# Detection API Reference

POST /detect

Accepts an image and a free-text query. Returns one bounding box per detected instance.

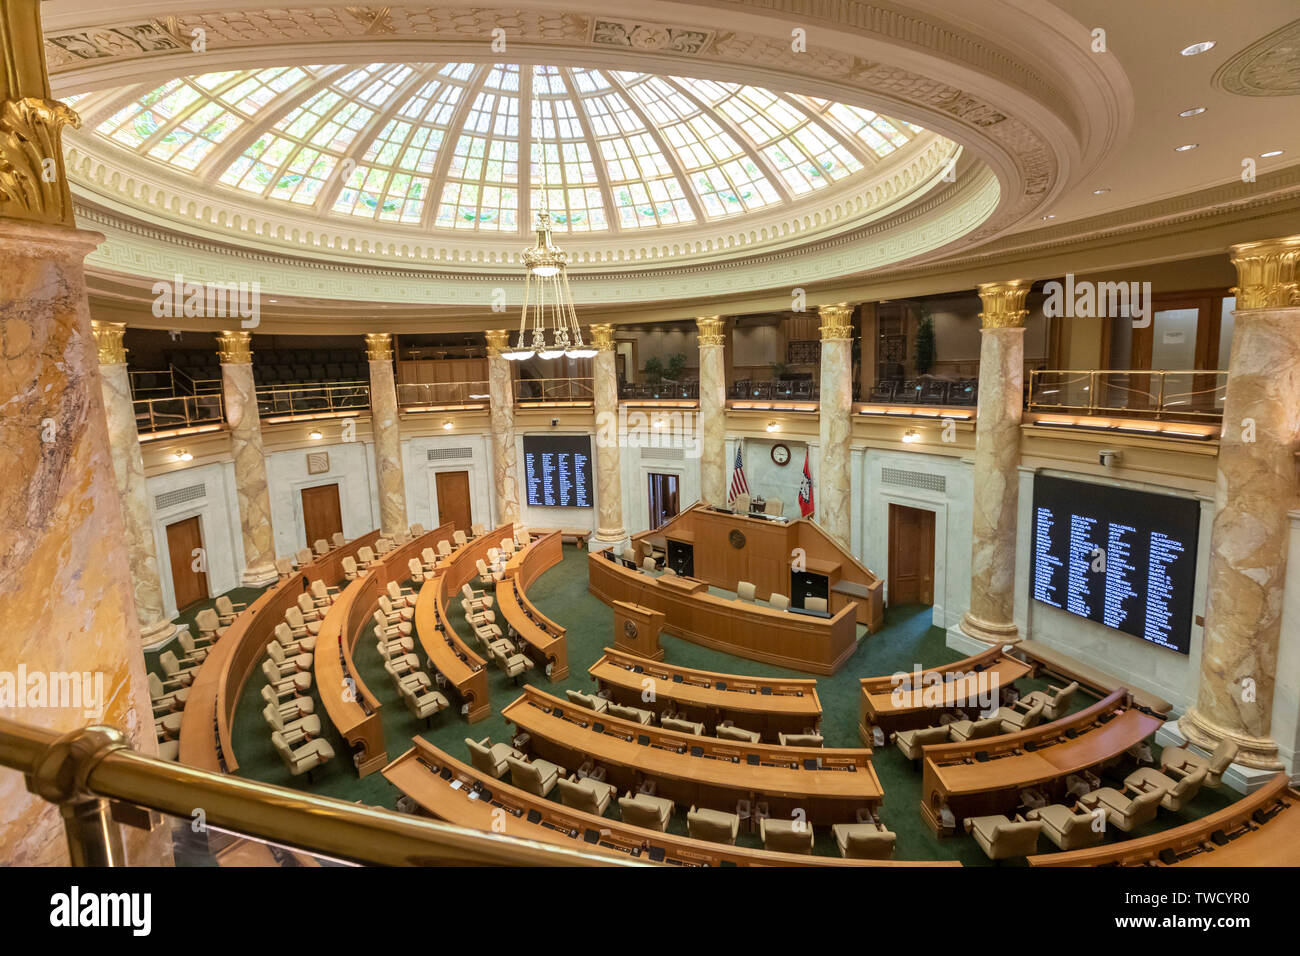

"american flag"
[728,442,749,502]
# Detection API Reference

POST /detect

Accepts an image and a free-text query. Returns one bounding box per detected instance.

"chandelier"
[502,67,595,362]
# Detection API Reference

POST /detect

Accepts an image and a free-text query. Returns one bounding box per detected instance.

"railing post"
[1155,371,1166,420]
[26,725,132,866]
[1088,370,1097,412]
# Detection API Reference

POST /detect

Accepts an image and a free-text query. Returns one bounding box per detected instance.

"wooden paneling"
[396,357,487,386]
[434,470,472,533]
[165,516,208,611]
[301,483,343,548]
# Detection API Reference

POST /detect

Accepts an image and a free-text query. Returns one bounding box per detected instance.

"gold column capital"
[484,329,510,356]
[90,321,128,365]
[818,303,855,340]
[977,280,1033,329]
[0,1,80,227]
[364,332,393,361]
[590,323,615,351]
[216,330,252,365]
[696,316,725,347]
[1229,236,1300,312]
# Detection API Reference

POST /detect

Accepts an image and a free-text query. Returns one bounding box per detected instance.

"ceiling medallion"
[1213,20,1300,96]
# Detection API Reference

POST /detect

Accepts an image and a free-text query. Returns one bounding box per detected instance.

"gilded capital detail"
[1229,236,1300,311]
[484,329,510,356]
[818,304,854,340]
[90,321,127,365]
[216,330,253,364]
[696,316,725,347]
[590,323,615,351]
[364,332,393,361]
[977,280,1033,329]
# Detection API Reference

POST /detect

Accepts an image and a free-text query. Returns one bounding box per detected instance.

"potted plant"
[643,356,664,385]
[665,352,687,382]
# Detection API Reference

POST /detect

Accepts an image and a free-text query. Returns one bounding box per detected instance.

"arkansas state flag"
[798,448,815,518]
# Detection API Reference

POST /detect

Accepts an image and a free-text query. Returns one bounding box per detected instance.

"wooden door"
[435,470,472,534]
[301,483,343,547]
[647,472,680,529]
[166,516,209,612]
[888,504,935,606]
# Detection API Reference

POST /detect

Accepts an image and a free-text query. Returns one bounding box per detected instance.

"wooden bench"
[1015,640,1172,715]
[530,526,590,549]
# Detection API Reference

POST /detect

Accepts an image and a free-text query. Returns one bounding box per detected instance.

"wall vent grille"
[427,447,474,461]
[881,467,945,493]
[155,483,206,510]
[641,446,685,460]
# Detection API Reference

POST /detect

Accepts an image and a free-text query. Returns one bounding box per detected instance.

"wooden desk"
[1028,774,1300,867]
[498,530,569,680]
[1016,639,1172,715]
[315,523,455,776]
[383,738,948,867]
[588,551,860,675]
[919,690,1163,832]
[589,648,822,742]
[178,530,381,772]
[631,502,884,631]
[502,685,880,825]
[859,654,1032,738]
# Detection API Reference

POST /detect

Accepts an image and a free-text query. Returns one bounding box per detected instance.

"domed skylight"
[84,62,924,235]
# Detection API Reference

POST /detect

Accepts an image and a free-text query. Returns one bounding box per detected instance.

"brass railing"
[0,717,627,867]
[397,380,491,408]
[257,381,371,419]
[514,377,594,404]
[1028,369,1227,420]
[134,392,226,434]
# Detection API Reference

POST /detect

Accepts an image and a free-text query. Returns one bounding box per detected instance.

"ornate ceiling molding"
[1213,18,1300,97]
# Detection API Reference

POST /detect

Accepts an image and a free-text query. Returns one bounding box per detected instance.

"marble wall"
[401,433,493,533]
[267,440,375,554]
[145,461,243,619]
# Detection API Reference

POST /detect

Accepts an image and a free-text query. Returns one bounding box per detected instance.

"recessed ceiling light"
[1092,188,1110,195]
[1041,214,1055,220]
[1261,149,1284,158]
[1174,143,1199,152]
[1178,106,1206,117]
[1179,41,1216,56]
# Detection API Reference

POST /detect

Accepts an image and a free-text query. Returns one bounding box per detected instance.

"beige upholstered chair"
[1126,763,1209,812]
[1028,804,1105,851]
[453,530,469,548]
[461,582,493,610]
[608,702,654,725]
[716,721,761,743]
[993,697,1045,734]
[687,806,740,845]
[965,814,1042,860]
[409,523,426,537]
[341,556,359,581]
[377,594,413,623]
[261,683,312,721]
[737,581,757,602]
[764,497,784,517]
[619,792,674,831]
[313,538,330,557]
[1160,737,1238,788]
[661,716,704,735]
[332,532,346,548]
[407,557,426,583]
[148,672,188,713]
[832,823,897,859]
[804,597,828,613]
[266,640,312,674]
[622,546,638,565]
[294,592,323,621]
[194,608,226,642]
[948,715,1005,742]
[401,681,450,726]
[461,600,496,628]
[275,557,295,580]
[271,731,334,779]
[466,737,524,779]
[1023,681,1080,721]
[374,626,414,657]
[437,539,454,558]
[157,740,180,761]
[476,558,502,587]
[420,547,438,571]
[555,774,616,816]
[295,547,313,566]
[779,732,823,747]
[565,689,608,713]
[386,580,416,606]
[284,605,322,637]
[309,578,338,604]
[733,493,751,514]
[505,755,564,797]
[159,650,197,686]
[768,592,790,610]
[760,818,813,854]
[176,630,208,664]
[261,702,322,745]
[893,725,953,761]
[214,594,247,625]
[357,545,378,567]
[471,523,486,538]
[1081,785,1164,833]
[261,662,311,698]
[273,622,315,656]
[375,538,394,555]
[489,641,532,682]
[641,557,658,573]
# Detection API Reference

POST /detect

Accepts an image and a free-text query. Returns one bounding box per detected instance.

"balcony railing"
[257,381,371,420]
[514,377,594,404]
[1028,369,1227,421]
[620,380,699,402]
[397,380,491,408]
[863,378,978,407]
[134,393,225,435]
[729,379,821,402]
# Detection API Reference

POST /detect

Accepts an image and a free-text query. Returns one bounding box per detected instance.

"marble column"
[0,0,168,865]
[591,324,625,545]
[1179,236,1300,771]
[818,304,854,546]
[217,331,277,585]
[697,316,727,508]
[91,322,177,648]
[485,330,520,525]
[365,333,407,538]
[960,280,1032,645]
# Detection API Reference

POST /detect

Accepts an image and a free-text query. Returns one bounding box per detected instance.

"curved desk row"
[920,689,1164,833]
[1028,773,1300,866]
[316,523,456,777]
[503,684,880,826]
[383,738,948,867]
[588,550,859,675]
[589,647,821,742]
[858,649,1032,740]
[498,530,569,680]
[178,530,381,772]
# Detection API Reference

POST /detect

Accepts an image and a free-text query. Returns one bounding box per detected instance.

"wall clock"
[771,443,791,466]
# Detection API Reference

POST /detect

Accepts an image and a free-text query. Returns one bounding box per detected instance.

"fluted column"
[1180,236,1300,771]
[960,280,1032,644]
[0,0,169,866]
[217,331,277,585]
[591,324,625,545]
[697,316,727,507]
[365,333,407,538]
[485,330,520,525]
[818,304,854,545]
[91,322,177,647]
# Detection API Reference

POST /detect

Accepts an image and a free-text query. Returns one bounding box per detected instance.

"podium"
[611,600,665,661]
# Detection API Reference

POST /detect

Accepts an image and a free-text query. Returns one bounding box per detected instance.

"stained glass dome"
[79,62,925,236]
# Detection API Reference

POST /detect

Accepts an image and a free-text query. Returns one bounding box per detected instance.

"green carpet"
[177,547,1237,864]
